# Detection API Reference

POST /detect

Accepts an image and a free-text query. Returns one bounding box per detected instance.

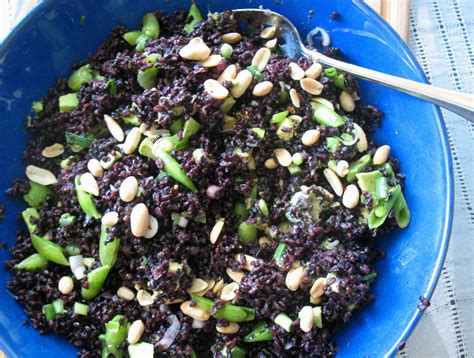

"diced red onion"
[157,315,181,350]
[307,26,331,47]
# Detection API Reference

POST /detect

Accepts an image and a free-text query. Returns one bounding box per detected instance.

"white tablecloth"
[0,1,472,357]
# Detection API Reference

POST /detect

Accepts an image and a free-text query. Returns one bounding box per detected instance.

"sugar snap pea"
[22,207,40,234]
[81,265,110,299]
[31,234,69,266]
[103,315,129,358]
[153,148,197,192]
[23,181,53,207]
[99,224,120,268]
[243,322,274,342]
[312,103,345,127]
[142,13,160,38]
[184,2,203,33]
[15,253,47,271]
[347,154,372,182]
[75,176,101,219]
[191,294,255,322]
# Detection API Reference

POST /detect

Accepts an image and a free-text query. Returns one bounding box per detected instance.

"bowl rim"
[0,0,454,357]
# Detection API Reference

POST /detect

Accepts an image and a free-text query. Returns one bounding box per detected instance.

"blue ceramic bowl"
[0,0,453,357]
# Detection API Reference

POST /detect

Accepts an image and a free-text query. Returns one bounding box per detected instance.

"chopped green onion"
[23,181,53,207]
[221,345,246,358]
[184,2,203,33]
[326,137,341,152]
[292,152,304,166]
[220,96,236,114]
[312,306,323,328]
[276,118,294,141]
[238,222,258,245]
[278,81,289,104]
[53,298,65,314]
[137,67,158,90]
[273,243,287,267]
[247,65,264,82]
[145,53,161,64]
[312,103,345,127]
[142,13,160,38]
[123,31,142,46]
[362,271,377,283]
[74,302,89,316]
[42,303,56,320]
[274,312,293,332]
[270,110,288,124]
[220,43,233,59]
[347,154,372,182]
[32,101,43,113]
[59,213,77,228]
[59,93,79,113]
[288,165,302,176]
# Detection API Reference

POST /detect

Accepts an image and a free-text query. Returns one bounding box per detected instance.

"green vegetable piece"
[128,342,154,358]
[170,118,184,134]
[53,298,65,314]
[123,31,142,46]
[75,176,101,219]
[138,137,157,159]
[42,303,56,320]
[23,181,53,207]
[59,93,79,113]
[223,116,236,133]
[192,295,255,322]
[324,68,345,89]
[220,97,236,114]
[327,160,337,173]
[288,164,302,176]
[246,65,264,82]
[22,207,39,234]
[270,110,288,124]
[99,224,120,268]
[221,345,246,358]
[368,185,401,229]
[137,67,158,90]
[191,349,197,358]
[68,64,96,91]
[220,43,233,59]
[184,3,203,33]
[81,265,110,299]
[356,170,383,194]
[65,131,96,150]
[31,234,69,266]
[135,33,149,52]
[374,206,386,217]
[312,306,323,328]
[145,53,161,64]
[32,101,43,113]
[154,148,197,192]
[74,302,89,316]
[65,244,81,256]
[278,81,289,104]
[59,213,77,227]
[273,243,287,267]
[238,222,258,245]
[276,118,294,141]
[105,79,117,95]
[362,272,377,283]
[326,137,341,152]
[274,312,293,332]
[251,128,265,139]
[104,315,130,358]
[312,103,345,127]
[233,202,249,219]
[347,154,372,182]
[243,322,274,342]
[79,15,86,25]
[379,162,396,182]
[142,13,160,38]
[15,253,47,271]
[258,199,269,216]
[292,152,304,166]
[122,114,140,126]
[183,118,201,139]
[394,190,410,228]
[376,176,388,199]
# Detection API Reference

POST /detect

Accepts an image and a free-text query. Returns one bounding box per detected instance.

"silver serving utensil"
[232,9,474,122]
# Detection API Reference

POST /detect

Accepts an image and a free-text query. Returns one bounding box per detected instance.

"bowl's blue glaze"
[0,0,452,357]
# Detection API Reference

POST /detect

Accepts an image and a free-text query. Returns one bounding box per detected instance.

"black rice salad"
[6,6,411,358]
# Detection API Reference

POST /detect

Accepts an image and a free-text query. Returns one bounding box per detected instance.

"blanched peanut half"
[123,127,142,155]
[289,88,301,108]
[42,143,64,158]
[301,129,321,146]
[117,286,135,301]
[285,266,307,291]
[289,62,305,80]
[235,254,258,271]
[102,211,119,227]
[339,90,355,112]
[143,216,159,239]
[274,148,292,167]
[127,319,145,344]
[230,70,253,98]
[220,282,239,301]
[226,268,245,283]
[218,64,237,84]
[137,289,154,306]
[251,48,271,71]
[298,306,314,332]
[204,79,229,100]
[342,184,360,209]
[253,81,273,96]
[179,37,211,61]
[87,158,103,177]
[323,168,343,197]
[130,203,149,237]
[216,322,240,334]
[119,176,139,202]
[26,165,57,186]
[336,160,349,177]
[198,54,223,68]
[80,172,99,196]
[260,26,276,39]
[305,63,323,79]
[222,32,242,44]
[180,301,211,321]
[373,145,391,165]
[353,123,368,152]
[213,279,225,295]
[300,78,324,95]
[310,277,326,299]
[210,218,225,244]
[265,38,278,49]
[58,276,74,295]
[104,114,125,142]
[187,278,209,293]
[264,158,278,169]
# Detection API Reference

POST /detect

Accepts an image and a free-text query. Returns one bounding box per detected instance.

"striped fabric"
[0,1,472,357]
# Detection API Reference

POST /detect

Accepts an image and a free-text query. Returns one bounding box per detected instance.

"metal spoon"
[232,9,474,122]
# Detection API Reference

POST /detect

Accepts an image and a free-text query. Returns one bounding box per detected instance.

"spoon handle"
[313,53,474,122]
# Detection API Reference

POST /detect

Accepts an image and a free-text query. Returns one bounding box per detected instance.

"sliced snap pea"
[273,243,287,268]
[368,185,401,229]
[105,79,117,95]
[221,345,246,358]
[184,3,203,33]
[142,13,160,38]
[68,64,97,91]
[312,103,345,127]
[393,190,410,228]
[42,303,56,320]
[122,31,142,46]
[375,176,388,199]
[356,170,383,194]
[81,265,110,299]
[123,114,140,126]
[138,137,156,160]
[65,243,81,256]
[274,312,293,332]
[31,234,69,266]
[238,222,258,245]
[244,322,274,342]
[145,53,161,64]
[362,271,377,283]
[75,176,101,219]
[22,207,39,234]
[99,224,120,268]
[15,253,47,271]
[170,118,184,134]
[270,110,288,124]
[312,306,323,328]
[246,65,264,82]
[137,67,158,90]
[347,154,372,182]
[74,302,89,316]
[326,137,341,152]
[191,295,255,322]
[59,213,77,227]
[182,118,200,139]
[23,181,53,208]
[135,33,149,52]
[104,315,129,357]
[258,199,269,216]
[220,43,233,59]
[153,148,197,192]
[59,93,79,113]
